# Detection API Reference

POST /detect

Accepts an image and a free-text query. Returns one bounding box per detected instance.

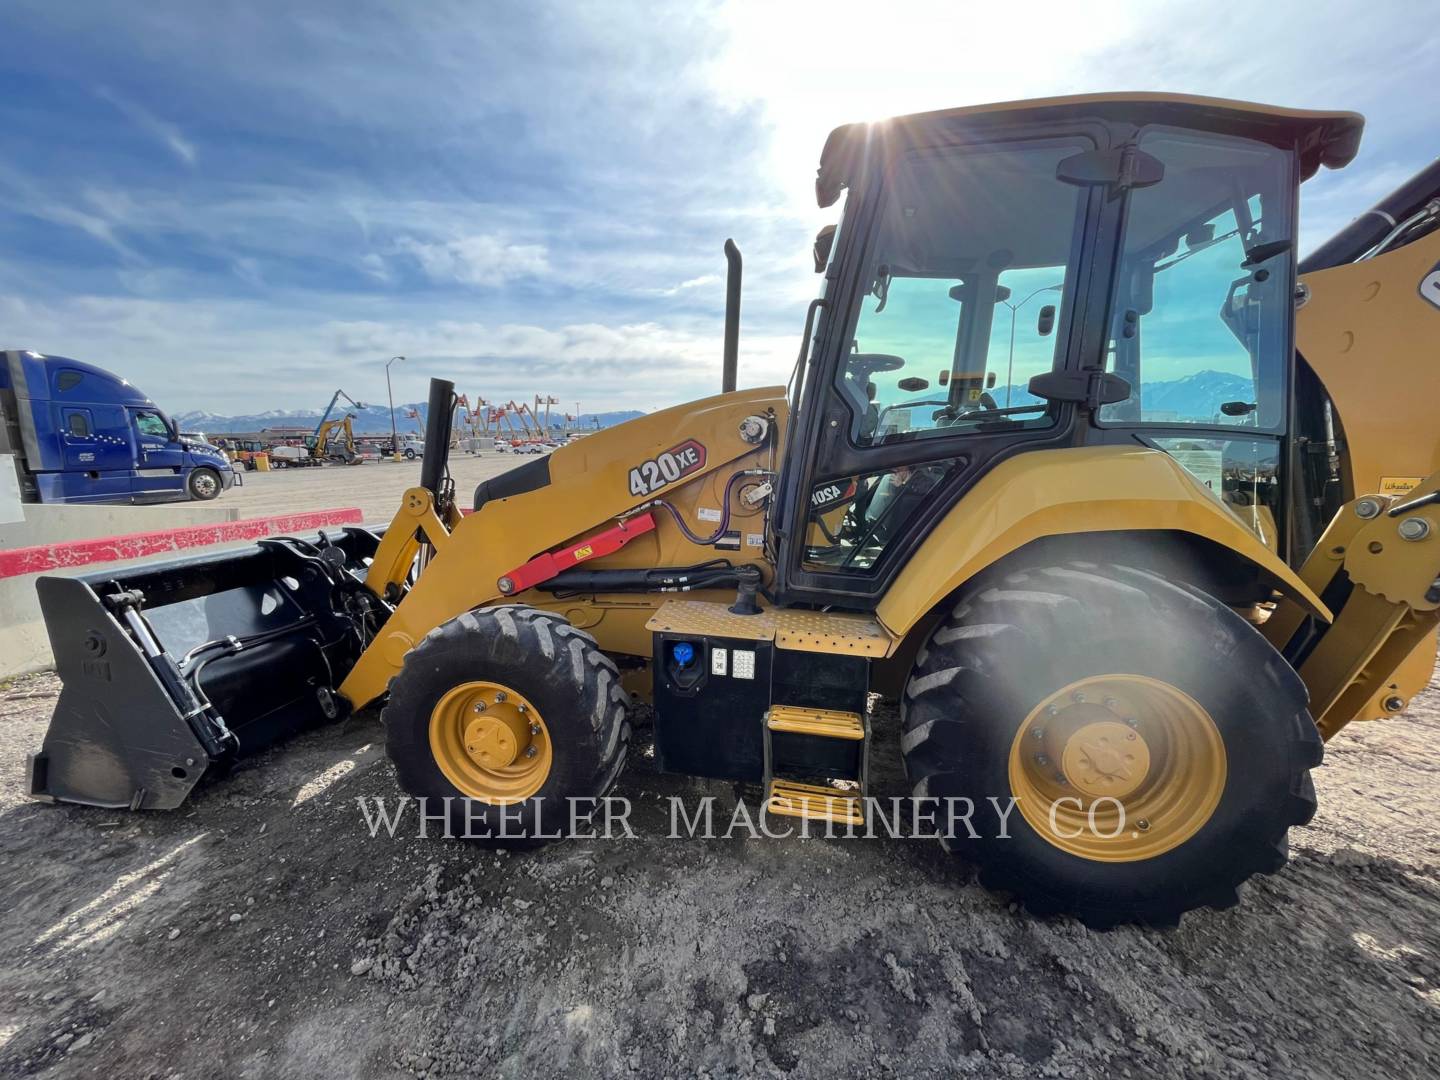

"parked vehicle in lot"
[377,434,426,459]
[266,444,312,468]
[0,349,236,503]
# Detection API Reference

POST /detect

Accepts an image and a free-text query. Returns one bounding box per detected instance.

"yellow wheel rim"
[428,681,551,803]
[1008,674,1226,862]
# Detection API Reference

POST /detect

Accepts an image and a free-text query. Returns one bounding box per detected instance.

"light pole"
[998,285,1062,407]
[385,355,404,457]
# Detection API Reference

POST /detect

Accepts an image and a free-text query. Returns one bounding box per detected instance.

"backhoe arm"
[1264,473,1440,738]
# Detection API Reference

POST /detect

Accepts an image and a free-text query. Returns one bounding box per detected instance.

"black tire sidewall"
[906,566,1310,920]
[188,468,221,500]
[385,613,622,841]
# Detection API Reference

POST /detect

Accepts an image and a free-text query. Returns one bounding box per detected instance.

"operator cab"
[775,94,1361,602]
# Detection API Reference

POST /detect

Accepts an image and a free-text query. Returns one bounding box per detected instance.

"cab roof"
[816,92,1365,206]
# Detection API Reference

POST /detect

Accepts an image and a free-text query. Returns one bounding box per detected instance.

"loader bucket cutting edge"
[29,527,385,810]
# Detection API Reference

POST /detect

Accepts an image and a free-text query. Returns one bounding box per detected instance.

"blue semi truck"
[0,349,236,504]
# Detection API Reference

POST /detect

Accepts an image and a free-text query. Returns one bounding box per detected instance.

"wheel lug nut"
[1124,717,1138,729]
[495,691,508,703]
[1035,753,1050,767]
[1045,705,1060,718]
[1072,691,1085,703]
[473,702,486,713]
[1032,729,1045,741]
[1103,697,1118,709]
[529,722,541,735]
[524,745,539,758]
[517,703,527,713]
[1136,819,1150,831]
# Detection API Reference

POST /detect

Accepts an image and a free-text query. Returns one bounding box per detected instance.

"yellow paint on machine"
[1297,228,1440,499]
[875,445,1330,642]
[340,386,786,709]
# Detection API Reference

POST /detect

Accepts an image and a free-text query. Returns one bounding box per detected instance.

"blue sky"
[0,1,1434,415]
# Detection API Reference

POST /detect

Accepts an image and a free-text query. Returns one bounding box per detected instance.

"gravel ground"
[0,662,1437,1079]
[217,451,521,522]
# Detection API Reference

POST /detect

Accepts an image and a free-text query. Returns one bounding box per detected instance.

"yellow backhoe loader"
[25,93,1440,926]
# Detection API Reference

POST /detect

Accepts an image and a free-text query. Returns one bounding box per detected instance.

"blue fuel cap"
[672,642,696,667]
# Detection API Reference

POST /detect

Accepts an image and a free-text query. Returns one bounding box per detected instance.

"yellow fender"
[875,445,1330,641]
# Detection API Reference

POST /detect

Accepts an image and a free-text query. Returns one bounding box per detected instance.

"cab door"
[776,128,1112,606]
[129,407,187,501]
[57,405,132,501]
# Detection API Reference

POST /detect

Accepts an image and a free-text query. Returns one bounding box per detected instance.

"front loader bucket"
[28,528,384,810]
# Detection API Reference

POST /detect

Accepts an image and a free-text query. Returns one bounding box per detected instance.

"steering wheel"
[934,391,1000,426]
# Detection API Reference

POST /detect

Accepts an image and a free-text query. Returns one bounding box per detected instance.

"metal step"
[765,705,865,740]
[765,779,865,825]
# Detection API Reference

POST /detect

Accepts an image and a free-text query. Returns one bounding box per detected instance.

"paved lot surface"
[0,664,1437,1079]
[219,451,522,522]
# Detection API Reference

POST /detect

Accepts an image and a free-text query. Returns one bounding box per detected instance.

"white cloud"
[0,292,795,414]
[358,252,390,283]
[654,273,721,297]
[395,234,550,288]
[95,85,197,167]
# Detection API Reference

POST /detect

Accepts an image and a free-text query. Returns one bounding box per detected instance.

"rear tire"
[901,562,1320,928]
[384,606,630,843]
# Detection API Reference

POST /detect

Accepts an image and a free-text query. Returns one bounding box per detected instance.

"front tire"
[901,562,1321,927]
[384,606,630,842]
[187,467,221,500]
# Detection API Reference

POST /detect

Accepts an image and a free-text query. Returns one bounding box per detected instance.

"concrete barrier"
[0,506,362,677]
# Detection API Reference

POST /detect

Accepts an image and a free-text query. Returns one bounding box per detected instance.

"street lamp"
[386,355,405,457]
[998,285,1062,407]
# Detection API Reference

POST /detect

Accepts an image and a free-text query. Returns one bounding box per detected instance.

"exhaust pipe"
[722,239,741,393]
[419,377,456,500]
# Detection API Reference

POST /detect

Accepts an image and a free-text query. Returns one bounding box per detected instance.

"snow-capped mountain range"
[174,371,1254,435]
[173,402,645,435]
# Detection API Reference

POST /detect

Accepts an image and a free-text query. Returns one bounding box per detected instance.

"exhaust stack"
[419,377,456,500]
[722,239,741,393]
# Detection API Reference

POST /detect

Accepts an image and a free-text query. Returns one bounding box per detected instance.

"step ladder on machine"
[763,704,870,826]
[646,600,890,828]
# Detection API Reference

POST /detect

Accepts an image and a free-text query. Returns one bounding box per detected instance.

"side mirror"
[1037,305,1056,336]
[948,284,965,303]
[994,285,1012,303]
[897,377,929,393]
[812,224,837,273]
[986,372,997,389]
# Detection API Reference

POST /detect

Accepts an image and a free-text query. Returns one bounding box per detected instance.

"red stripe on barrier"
[0,508,364,580]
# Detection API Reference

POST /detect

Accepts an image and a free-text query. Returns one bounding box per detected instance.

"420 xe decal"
[627,439,707,497]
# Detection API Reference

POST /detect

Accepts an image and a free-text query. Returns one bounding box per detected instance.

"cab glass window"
[134,411,170,440]
[1101,129,1293,429]
[837,139,1087,447]
[1150,436,1282,550]
[66,411,91,437]
[802,460,964,571]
